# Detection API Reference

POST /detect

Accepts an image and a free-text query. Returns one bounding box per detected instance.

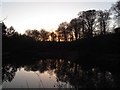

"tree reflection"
[54,62,115,88]
[2,64,18,82]
[2,59,119,88]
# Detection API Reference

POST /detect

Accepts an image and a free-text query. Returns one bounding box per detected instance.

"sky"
[1,0,117,2]
[0,0,117,34]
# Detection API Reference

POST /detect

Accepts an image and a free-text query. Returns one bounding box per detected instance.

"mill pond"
[2,57,120,88]
[2,32,120,89]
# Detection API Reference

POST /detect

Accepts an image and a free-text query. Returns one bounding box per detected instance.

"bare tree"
[39,29,50,41]
[25,30,32,36]
[97,10,110,34]
[1,22,7,36]
[51,32,57,41]
[32,30,40,40]
[111,0,120,27]
[56,22,69,41]
[6,26,16,36]
[77,14,87,38]
[78,10,97,38]
[69,18,81,40]
[67,24,74,41]
[111,0,120,17]
[25,29,40,40]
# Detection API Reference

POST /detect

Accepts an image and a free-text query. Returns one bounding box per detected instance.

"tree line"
[1,0,120,42]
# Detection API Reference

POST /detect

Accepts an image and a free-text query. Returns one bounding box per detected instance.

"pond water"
[2,58,120,88]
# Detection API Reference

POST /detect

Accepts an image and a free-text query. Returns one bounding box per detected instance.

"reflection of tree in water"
[53,59,116,88]
[31,59,115,88]
[24,59,57,73]
[2,64,18,82]
[2,59,119,88]
[21,59,118,88]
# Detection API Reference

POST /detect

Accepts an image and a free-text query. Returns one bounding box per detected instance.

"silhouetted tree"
[25,29,40,40]
[78,10,97,37]
[56,22,69,41]
[6,26,16,36]
[111,0,120,27]
[1,22,7,36]
[111,0,120,17]
[1,24,18,37]
[25,30,32,36]
[69,18,81,40]
[97,10,110,34]
[32,30,40,40]
[77,14,87,38]
[39,29,49,41]
[2,64,17,82]
[51,32,57,41]
[55,30,62,42]
[67,24,74,41]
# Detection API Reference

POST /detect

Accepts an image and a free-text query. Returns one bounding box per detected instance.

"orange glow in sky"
[1,1,116,34]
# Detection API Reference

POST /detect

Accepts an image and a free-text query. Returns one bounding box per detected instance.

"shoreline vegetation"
[3,33,120,64]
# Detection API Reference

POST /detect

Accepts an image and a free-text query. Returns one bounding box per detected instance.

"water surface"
[2,58,120,88]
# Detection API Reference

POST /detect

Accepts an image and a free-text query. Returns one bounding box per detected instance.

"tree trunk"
[75,28,78,40]
[103,21,106,34]
[82,24,85,38]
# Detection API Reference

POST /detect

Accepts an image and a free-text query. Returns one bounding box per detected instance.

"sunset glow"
[1,0,116,34]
